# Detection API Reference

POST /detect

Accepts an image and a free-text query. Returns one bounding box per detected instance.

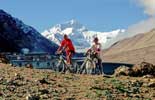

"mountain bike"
[54,52,79,73]
[78,50,103,74]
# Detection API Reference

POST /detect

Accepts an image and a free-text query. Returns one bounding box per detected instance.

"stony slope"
[0,63,154,100]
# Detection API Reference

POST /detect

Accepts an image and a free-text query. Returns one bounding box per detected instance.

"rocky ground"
[0,63,154,100]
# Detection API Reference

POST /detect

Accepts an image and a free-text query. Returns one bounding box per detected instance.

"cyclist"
[86,37,103,75]
[56,34,75,66]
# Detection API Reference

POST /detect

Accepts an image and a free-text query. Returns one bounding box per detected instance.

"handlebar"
[55,51,63,55]
[55,52,66,59]
[84,50,97,56]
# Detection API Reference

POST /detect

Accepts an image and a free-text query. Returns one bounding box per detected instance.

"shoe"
[102,72,106,76]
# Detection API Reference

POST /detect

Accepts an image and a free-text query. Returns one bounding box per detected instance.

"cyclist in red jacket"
[56,34,75,65]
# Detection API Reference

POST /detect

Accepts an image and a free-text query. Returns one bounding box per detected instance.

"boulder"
[0,53,9,63]
[114,62,155,77]
[132,62,155,77]
[114,66,132,77]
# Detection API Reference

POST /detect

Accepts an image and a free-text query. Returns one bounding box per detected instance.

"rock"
[0,53,9,63]
[26,94,40,100]
[123,92,129,97]
[143,75,155,78]
[39,89,49,94]
[147,82,155,87]
[132,94,141,98]
[17,93,23,97]
[151,92,155,97]
[14,73,24,80]
[132,80,143,87]
[143,81,155,88]
[38,78,50,84]
[115,62,155,77]
[0,92,3,96]
[6,85,16,92]
[64,98,76,100]
[0,77,4,84]
[40,94,49,99]
[6,78,24,87]
[60,88,68,94]
[114,66,132,76]
[53,97,61,100]
[144,90,149,93]
[25,64,33,69]
[132,62,155,77]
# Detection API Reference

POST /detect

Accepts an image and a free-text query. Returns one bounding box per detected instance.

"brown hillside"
[102,29,155,64]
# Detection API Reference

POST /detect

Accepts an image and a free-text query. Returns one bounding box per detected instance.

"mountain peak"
[68,19,79,25]
[42,20,125,52]
[63,19,84,30]
[47,19,87,35]
[0,9,6,13]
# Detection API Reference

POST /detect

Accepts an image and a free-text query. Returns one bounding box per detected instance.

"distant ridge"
[102,29,155,64]
[0,9,58,54]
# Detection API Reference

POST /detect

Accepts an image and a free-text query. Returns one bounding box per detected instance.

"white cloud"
[137,0,155,16]
[104,0,155,49]
[125,17,155,36]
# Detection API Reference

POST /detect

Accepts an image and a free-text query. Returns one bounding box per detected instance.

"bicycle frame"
[55,53,79,73]
[79,51,101,74]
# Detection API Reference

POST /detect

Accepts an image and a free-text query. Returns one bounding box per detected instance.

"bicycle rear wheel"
[71,61,80,73]
[78,60,87,74]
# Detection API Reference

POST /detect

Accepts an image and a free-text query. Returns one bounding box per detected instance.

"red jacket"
[59,38,75,52]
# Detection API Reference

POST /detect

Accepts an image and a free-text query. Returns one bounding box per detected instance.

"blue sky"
[0,0,148,32]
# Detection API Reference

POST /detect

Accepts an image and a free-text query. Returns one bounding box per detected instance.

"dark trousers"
[93,54,103,74]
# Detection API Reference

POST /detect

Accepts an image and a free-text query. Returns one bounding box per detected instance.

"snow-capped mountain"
[83,29,125,46]
[0,9,58,53]
[42,19,125,52]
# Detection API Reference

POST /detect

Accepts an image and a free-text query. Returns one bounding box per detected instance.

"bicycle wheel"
[58,62,66,72]
[78,60,87,74]
[71,61,80,73]
[50,59,57,70]
[85,60,94,74]
[51,58,64,72]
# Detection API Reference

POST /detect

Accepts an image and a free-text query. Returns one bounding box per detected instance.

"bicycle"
[53,52,79,73]
[78,50,103,75]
